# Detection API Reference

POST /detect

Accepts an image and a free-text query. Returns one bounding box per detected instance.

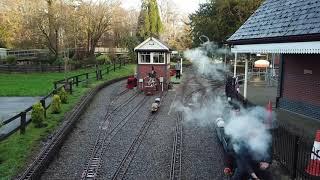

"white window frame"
[152,52,166,64]
[138,52,166,64]
[138,52,151,64]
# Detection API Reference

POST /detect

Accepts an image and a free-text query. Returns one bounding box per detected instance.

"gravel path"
[97,95,153,179]
[41,80,130,179]
[41,69,228,180]
[123,91,176,180]
[179,70,227,180]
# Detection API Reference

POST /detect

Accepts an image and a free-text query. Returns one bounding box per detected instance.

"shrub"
[84,56,96,64]
[48,54,57,64]
[96,54,111,65]
[58,87,68,104]
[63,57,71,65]
[6,55,16,65]
[52,57,63,66]
[69,59,80,66]
[31,103,45,128]
[51,95,62,114]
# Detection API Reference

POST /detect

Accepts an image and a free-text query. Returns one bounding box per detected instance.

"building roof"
[134,37,171,52]
[228,0,320,45]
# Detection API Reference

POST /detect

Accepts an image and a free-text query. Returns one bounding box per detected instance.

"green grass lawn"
[0,64,118,97]
[0,64,135,179]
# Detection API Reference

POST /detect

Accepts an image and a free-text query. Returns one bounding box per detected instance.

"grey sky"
[121,0,205,14]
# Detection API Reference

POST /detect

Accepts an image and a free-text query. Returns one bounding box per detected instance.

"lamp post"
[178,52,183,75]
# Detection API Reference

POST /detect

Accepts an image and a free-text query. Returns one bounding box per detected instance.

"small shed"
[134,37,172,92]
[0,48,7,60]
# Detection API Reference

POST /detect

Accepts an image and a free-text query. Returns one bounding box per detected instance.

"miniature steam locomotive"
[151,98,161,113]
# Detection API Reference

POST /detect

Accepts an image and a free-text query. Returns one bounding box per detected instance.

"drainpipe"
[233,53,237,77]
[244,55,249,99]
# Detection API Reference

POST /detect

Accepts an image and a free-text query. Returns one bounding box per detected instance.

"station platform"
[239,76,320,138]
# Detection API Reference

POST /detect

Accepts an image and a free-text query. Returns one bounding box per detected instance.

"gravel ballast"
[41,69,229,180]
[41,80,128,179]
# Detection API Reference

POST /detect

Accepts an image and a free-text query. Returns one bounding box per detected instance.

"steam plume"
[183,41,229,80]
[173,41,276,161]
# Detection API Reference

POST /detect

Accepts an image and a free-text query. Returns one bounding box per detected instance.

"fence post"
[96,70,99,80]
[291,136,299,179]
[99,70,102,79]
[40,99,46,118]
[20,111,26,134]
[114,62,116,72]
[69,81,73,94]
[76,76,79,87]
[119,59,122,69]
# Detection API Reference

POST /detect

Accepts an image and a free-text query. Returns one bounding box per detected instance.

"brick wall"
[137,64,170,90]
[279,98,320,120]
[279,54,320,119]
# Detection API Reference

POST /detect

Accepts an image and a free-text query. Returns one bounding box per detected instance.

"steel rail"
[19,85,99,180]
[81,95,150,179]
[80,89,140,179]
[111,92,168,180]
[168,71,224,180]
[170,111,183,180]
[17,77,130,180]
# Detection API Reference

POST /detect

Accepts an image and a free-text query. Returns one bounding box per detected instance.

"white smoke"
[184,41,229,80]
[173,41,276,161]
[174,95,274,161]
[174,95,227,126]
[224,106,273,161]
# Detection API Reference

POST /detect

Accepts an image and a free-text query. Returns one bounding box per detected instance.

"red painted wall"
[282,54,320,106]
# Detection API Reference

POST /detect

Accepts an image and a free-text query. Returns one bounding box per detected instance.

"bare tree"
[79,0,116,56]
[1,0,128,59]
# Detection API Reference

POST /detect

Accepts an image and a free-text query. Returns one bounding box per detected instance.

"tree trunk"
[47,0,58,58]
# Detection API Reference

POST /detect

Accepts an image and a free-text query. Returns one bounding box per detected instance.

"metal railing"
[227,85,320,180]
[7,49,49,61]
[94,47,129,54]
[273,123,320,179]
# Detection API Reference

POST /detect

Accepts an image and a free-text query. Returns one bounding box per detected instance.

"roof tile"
[228,0,320,42]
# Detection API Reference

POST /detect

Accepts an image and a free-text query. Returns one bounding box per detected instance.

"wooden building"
[228,0,320,120]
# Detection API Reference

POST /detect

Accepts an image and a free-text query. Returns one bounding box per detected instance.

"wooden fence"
[0,64,65,73]
[0,60,127,141]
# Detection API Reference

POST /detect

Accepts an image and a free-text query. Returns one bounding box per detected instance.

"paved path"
[0,97,41,121]
[0,97,47,138]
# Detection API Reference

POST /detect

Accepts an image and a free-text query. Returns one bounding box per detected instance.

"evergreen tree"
[137,0,163,40]
[189,0,263,46]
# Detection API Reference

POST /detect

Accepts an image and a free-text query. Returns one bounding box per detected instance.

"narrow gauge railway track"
[169,74,224,180]
[81,95,150,179]
[18,81,131,180]
[206,79,224,91]
[184,87,206,104]
[102,89,138,129]
[111,92,168,180]
[183,74,208,104]
[170,111,183,180]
